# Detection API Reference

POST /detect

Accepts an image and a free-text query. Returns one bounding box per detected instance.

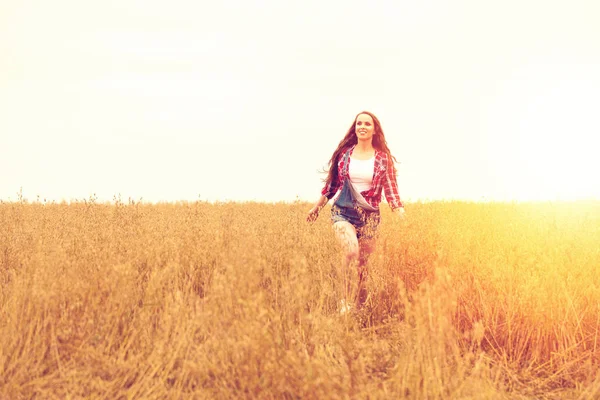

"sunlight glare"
[483,60,600,201]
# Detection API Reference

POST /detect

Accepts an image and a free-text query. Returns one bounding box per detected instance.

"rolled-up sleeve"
[382,155,404,210]
[321,177,341,200]
[320,153,344,200]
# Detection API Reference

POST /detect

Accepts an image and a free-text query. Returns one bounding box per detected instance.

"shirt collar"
[348,144,380,158]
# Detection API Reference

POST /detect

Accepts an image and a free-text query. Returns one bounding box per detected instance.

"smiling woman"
[307,111,405,314]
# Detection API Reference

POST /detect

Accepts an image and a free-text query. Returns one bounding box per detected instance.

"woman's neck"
[355,140,374,153]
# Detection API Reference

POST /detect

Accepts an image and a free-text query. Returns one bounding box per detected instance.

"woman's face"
[355,114,375,142]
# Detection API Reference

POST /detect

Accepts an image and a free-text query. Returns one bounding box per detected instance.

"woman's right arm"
[308,152,342,222]
[306,195,328,222]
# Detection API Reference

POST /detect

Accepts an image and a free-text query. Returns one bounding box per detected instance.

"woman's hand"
[394,207,406,220]
[307,206,320,222]
[307,195,328,223]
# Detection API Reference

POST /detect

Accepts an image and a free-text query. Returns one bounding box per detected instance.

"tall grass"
[1,198,599,399]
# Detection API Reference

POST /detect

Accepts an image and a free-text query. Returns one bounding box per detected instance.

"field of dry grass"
[1,197,599,399]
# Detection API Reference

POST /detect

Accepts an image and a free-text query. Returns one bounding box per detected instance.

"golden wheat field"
[1,197,599,399]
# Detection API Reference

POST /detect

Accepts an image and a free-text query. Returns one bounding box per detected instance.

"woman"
[307,111,405,314]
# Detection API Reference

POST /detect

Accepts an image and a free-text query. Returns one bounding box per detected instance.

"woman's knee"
[345,246,359,262]
[333,222,359,261]
[358,238,376,265]
[334,222,357,243]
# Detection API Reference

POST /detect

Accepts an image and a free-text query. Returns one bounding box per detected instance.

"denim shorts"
[331,205,381,240]
[331,179,380,240]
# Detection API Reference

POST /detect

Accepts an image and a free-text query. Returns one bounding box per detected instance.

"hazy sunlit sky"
[2,0,599,203]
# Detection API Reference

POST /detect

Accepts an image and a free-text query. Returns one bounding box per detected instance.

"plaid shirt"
[321,145,404,210]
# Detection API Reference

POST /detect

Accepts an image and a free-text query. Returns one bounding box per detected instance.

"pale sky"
[2,0,599,203]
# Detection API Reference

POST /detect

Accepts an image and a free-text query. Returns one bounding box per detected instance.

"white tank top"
[349,156,375,193]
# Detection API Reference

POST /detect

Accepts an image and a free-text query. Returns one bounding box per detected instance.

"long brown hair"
[323,111,398,187]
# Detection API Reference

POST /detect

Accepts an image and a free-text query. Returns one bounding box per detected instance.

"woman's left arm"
[382,155,405,216]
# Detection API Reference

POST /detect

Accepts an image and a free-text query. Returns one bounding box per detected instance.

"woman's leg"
[332,221,359,306]
[356,237,376,308]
